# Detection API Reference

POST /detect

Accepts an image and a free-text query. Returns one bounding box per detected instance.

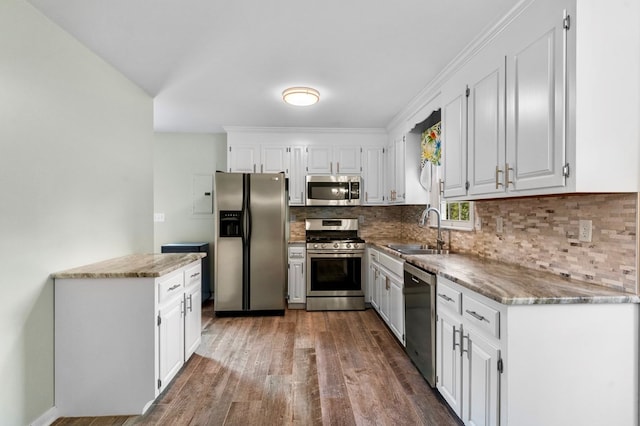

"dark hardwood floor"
[54,303,461,426]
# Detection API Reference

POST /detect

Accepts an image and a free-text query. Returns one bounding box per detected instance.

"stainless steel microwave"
[305,175,361,206]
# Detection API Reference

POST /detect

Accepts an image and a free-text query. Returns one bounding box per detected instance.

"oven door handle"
[306,251,364,256]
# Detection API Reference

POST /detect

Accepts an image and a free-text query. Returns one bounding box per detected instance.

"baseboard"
[30,406,58,426]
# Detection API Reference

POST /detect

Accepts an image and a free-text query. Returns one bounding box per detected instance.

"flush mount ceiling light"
[282,86,320,106]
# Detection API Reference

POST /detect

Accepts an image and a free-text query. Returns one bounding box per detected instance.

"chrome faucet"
[419,207,444,251]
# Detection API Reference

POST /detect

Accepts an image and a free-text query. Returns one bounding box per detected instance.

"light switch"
[154,213,165,222]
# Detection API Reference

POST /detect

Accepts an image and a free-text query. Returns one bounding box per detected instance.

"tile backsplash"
[291,193,638,294]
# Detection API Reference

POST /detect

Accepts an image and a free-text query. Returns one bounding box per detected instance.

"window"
[436,200,475,231]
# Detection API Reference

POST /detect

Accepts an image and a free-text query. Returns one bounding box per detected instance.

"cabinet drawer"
[158,271,184,303]
[436,281,462,314]
[379,252,404,277]
[288,247,305,260]
[184,263,202,288]
[463,295,500,338]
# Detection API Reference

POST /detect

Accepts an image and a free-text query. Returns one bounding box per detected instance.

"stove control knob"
[333,243,339,249]
[346,243,352,248]
[321,243,327,249]
[313,244,319,249]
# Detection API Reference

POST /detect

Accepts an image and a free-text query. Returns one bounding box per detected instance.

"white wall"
[153,132,227,293]
[0,1,154,424]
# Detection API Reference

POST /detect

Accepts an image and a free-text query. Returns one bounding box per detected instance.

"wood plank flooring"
[53,303,461,426]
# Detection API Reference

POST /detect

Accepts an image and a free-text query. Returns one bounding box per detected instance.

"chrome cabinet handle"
[167,284,181,292]
[439,179,444,195]
[453,326,460,351]
[330,162,333,174]
[365,192,368,202]
[180,299,185,316]
[190,272,200,279]
[466,309,488,322]
[461,333,470,358]
[261,164,264,173]
[337,162,340,173]
[505,163,514,187]
[438,293,454,302]
[495,165,504,189]
[188,294,193,312]
[253,164,256,173]
[411,277,419,284]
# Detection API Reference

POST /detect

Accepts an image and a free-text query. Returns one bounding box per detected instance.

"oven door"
[306,250,364,296]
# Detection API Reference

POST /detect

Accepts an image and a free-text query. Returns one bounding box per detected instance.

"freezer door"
[214,173,244,311]
[248,173,286,310]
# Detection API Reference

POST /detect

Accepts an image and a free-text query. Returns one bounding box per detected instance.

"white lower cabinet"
[436,283,500,426]
[54,259,203,416]
[287,244,306,308]
[367,247,405,345]
[436,275,638,426]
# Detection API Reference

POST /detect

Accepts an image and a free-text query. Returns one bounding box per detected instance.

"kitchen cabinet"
[435,274,638,426]
[228,144,290,174]
[441,0,570,200]
[367,247,405,345]
[436,277,502,426]
[228,142,306,206]
[288,145,306,205]
[306,145,361,174]
[184,263,203,359]
[362,145,385,204]
[366,248,379,306]
[287,244,306,308]
[53,257,203,416]
[386,132,429,205]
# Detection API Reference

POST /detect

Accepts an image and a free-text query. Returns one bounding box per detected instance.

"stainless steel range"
[305,218,365,311]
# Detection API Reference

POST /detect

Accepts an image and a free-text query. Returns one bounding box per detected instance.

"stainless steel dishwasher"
[403,262,436,387]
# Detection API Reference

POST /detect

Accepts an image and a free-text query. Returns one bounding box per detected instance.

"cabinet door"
[442,84,468,198]
[184,285,201,360]
[388,274,405,345]
[289,146,306,205]
[158,296,184,392]
[335,146,361,174]
[394,137,406,203]
[505,6,567,192]
[370,264,380,310]
[261,146,290,174]
[385,139,396,203]
[228,144,259,173]
[288,260,306,304]
[306,146,333,174]
[379,272,390,323]
[462,330,501,426]
[468,52,507,197]
[436,310,463,416]
[362,146,385,205]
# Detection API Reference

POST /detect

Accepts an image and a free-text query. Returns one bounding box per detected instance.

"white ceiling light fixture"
[282,86,320,106]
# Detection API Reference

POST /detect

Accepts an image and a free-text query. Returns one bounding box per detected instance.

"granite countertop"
[51,253,206,279]
[369,242,639,305]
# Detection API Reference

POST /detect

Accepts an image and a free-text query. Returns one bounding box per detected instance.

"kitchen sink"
[385,244,449,255]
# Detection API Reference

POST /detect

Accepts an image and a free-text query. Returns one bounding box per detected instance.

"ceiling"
[27,0,517,133]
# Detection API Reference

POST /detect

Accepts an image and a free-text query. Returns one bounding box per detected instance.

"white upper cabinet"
[504,0,567,193]
[228,144,260,173]
[467,48,507,197]
[437,0,639,198]
[441,80,468,198]
[362,145,385,205]
[440,0,571,200]
[306,145,361,174]
[288,146,306,205]
[261,145,290,174]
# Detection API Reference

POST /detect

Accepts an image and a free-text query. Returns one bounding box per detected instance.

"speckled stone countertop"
[51,253,206,279]
[369,242,639,305]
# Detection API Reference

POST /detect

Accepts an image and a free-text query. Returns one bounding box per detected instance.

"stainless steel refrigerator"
[214,172,287,315]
